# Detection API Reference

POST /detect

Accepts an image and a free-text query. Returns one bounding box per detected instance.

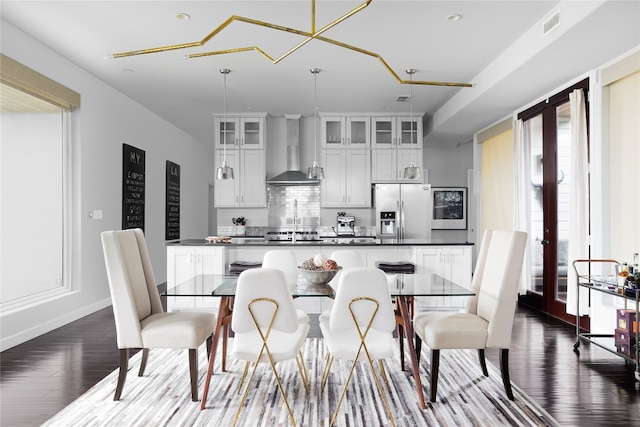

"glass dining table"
[163,272,475,410]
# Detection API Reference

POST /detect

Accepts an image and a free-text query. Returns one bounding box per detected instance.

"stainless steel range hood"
[267,114,320,185]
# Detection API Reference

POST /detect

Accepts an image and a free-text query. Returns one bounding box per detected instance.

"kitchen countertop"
[165,238,474,247]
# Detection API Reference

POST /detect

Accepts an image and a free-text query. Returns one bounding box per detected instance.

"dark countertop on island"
[165,237,474,247]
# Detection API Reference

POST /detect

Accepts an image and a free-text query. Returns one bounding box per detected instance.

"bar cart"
[572,259,639,381]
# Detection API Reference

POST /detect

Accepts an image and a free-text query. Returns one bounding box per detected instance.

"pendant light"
[403,68,422,180]
[216,68,234,180]
[307,68,325,179]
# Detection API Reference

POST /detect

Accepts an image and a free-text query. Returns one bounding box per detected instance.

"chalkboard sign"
[165,161,180,240]
[122,144,145,230]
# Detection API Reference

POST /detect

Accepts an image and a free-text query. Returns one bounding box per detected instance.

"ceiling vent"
[395,95,410,103]
[542,10,560,36]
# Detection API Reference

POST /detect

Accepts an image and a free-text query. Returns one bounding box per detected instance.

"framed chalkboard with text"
[122,144,145,231]
[165,161,180,240]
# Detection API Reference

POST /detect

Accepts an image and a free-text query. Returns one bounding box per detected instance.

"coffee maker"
[336,212,355,236]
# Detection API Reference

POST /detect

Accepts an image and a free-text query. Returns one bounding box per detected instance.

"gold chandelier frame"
[112,0,472,88]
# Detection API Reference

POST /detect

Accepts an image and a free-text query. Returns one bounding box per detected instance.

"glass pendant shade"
[216,160,234,180]
[403,161,422,180]
[403,68,422,180]
[308,161,325,179]
[216,69,234,180]
[310,68,324,179]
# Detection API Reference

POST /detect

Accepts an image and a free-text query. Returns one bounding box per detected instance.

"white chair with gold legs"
[413,229,528,402]
[262,249,310,324]
[262,249,299,291]
[319,267,397,427]
[328,249,365,288]
[100,229,216,402]
[230,268,310,427]
[319,249,366,324]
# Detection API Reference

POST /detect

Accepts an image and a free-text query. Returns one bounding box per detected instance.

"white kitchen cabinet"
[371,115,423,183]
[371,116,422,149]
[320,115,370,148]
[166,246,226,312]
[214,115,265,149]
[213,114,267,207]
[415,246,473,310]
[371,148,423,182]
[214,147,266,207]
[321,148,371,207]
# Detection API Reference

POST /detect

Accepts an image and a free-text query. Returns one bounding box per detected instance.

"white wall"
[0,20,211,350]
[424,142,474,242]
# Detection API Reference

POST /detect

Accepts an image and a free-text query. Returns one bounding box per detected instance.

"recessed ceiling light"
[382,105,392,110]
[176,13,190,21]
[447,14,462,22]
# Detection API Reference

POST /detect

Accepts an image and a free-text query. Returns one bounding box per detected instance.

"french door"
[518,79,589,325]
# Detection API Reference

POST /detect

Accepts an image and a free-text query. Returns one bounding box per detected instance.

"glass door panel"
[399,117,419,146]
[347,117,369,147]
[523,100,577,318]
[322,117,344,146]
[372,117,394,147]
[528,115,544,295]
[556,102,572,303]
[218,119,236,147]
[519,78,588,324]
[241,118,262,148]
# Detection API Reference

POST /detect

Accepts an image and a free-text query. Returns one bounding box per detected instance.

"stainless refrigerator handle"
[396,200,400,240]
[401,200,405,240]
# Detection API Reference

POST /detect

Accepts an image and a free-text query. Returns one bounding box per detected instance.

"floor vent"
[542,10,560,36]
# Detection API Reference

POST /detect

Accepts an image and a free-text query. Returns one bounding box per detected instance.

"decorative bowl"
[298,266,342,284]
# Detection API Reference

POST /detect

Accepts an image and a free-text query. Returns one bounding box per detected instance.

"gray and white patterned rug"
[43,338,559,426]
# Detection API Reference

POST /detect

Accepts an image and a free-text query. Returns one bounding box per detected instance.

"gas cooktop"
[265,230,321,241]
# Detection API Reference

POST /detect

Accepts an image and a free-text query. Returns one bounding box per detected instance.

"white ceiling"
[1,1,639,147]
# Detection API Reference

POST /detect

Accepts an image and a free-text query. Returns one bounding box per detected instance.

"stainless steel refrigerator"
[374,183,432,240]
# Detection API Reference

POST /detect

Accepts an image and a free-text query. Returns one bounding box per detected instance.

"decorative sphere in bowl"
[298,266,342,284]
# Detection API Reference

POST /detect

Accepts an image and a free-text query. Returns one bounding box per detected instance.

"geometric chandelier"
[112,0,472,88]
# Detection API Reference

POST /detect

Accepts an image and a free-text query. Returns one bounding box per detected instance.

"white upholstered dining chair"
[230,268,310,427]
[262,249,298,291]
[101,229,216,401]
[413,229,528,402]
[328,249,365,287]
[262,249,310,323]
[319,267,397,427]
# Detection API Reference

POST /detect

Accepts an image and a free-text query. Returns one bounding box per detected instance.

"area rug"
[43,338,559,426]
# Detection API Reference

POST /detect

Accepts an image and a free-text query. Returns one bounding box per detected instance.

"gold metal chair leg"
[330,351,360,427]
[265,350,297,426]
[237,361,250,395]
[298,351,310,386]
[321,354,334,393]
[233,347,297,427]
[295,353,310,394]
[329,297,396,427]
[233,298,297,427]
[233,353,262,427]
[365,355,396,427]
[378,360,391,391]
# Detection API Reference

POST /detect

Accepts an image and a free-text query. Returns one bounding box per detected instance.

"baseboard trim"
[0,297,112,352]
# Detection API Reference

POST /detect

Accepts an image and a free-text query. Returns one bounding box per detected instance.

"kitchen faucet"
[292,199,298,244]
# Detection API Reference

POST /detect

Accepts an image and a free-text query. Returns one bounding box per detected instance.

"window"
[0,55,79,308]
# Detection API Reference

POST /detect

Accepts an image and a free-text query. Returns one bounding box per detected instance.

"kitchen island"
[165,237,474,247]
[166,238,474,314]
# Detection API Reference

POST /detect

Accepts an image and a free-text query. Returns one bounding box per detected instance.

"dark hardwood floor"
[1,303,639,426]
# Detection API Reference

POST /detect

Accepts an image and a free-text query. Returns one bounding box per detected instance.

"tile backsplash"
[267,185,320,229]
